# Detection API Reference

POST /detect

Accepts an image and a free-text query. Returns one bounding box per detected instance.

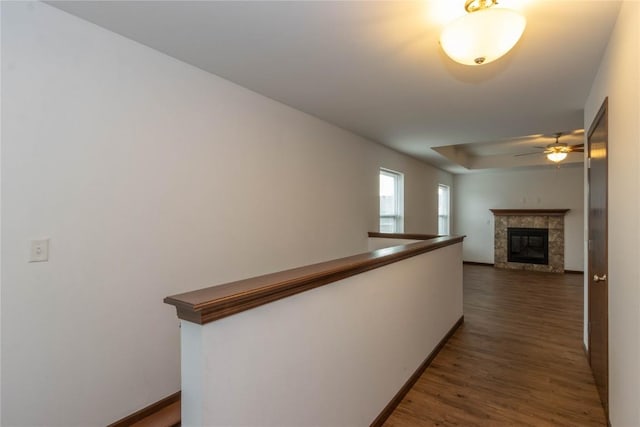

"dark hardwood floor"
[130,401,180,427]
[383,265,607,426]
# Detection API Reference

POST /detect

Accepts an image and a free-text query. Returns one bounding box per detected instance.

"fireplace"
[508,228,548,265]
[490,209,569,273]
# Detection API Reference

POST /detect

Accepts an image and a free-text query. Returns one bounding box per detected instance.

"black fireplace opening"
[507,227,549,265]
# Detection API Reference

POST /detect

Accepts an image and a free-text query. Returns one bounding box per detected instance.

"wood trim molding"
[165,235,465,325]
[583,342,590,360]
[107,391,180,427]
[462,262,583,273]
[370,315,464,427]
[368,232,439,240]
[489,209,570,216]
[463,261,495,267]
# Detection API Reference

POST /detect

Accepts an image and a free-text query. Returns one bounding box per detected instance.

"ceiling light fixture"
[545,133,572,163]
[440,0,526,66]
[546,151,568,163]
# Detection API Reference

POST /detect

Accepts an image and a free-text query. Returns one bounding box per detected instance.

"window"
[379,169,404,233]
[438,184,450,235]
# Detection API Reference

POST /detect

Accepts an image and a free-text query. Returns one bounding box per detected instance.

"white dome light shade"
[440,8,526,66]
[547,152,568,163]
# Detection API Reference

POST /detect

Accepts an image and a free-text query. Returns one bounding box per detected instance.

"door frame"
[587,97,609,415]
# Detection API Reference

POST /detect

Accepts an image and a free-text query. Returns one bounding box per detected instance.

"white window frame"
[438,184,450,235]
[379,168,404,233]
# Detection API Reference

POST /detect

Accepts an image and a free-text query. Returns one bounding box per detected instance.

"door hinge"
[587,157,592,169]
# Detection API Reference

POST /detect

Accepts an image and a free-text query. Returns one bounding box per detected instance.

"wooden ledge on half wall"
[164,235,465,326]
[368,232,441,240]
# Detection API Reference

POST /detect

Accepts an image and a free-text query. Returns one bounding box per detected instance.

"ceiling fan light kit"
[440,0,527,66]
[514,132,584,164]
[546,151,568,163]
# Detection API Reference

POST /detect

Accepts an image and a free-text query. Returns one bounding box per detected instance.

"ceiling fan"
[515,132,584,163]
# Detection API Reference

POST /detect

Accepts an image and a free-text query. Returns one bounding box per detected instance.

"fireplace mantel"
[490,209,570,216]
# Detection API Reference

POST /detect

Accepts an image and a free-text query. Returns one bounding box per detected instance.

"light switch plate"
[29,239,49,262]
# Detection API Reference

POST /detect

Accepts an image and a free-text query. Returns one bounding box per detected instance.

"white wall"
[452,166,584,271]
[182,243,463,426]
[0,2,451,425]
[584,2,640,425]
[0,3,3,421]
[367,237,421,251]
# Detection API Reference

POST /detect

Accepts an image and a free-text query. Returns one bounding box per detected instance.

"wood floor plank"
[383,265,606,427]
[130,401,180,427]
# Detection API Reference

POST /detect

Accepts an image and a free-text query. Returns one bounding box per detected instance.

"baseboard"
[107,391,181,427]
[463,261,494,267]
[463,262,584,274]
[370,315,464,427]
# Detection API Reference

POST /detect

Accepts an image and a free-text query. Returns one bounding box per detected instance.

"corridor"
[384,265,606,426]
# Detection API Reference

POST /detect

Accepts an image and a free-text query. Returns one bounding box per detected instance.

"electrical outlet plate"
[29,239,49,262]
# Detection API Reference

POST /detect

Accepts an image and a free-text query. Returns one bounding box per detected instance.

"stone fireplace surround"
[490,209,570,273]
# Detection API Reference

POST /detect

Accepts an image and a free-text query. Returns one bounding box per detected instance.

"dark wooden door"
[588,98,608,415]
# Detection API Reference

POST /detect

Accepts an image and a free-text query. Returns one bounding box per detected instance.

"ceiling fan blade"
[514,152,542,157]
[569,144,584,153]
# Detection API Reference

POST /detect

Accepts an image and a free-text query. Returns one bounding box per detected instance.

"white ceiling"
[48,0,621,174]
